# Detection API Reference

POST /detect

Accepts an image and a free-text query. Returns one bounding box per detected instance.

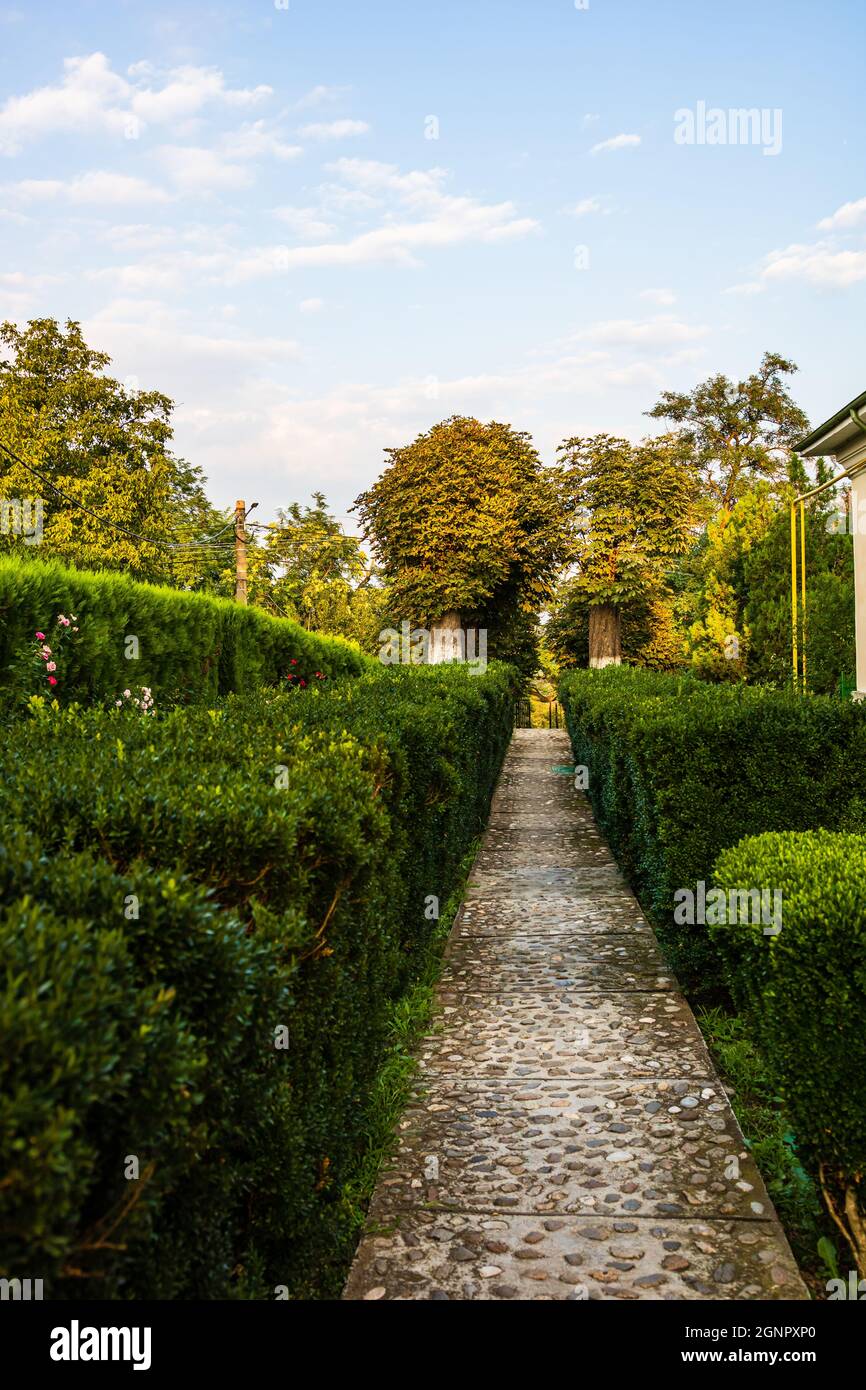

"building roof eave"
[795,388,866,457]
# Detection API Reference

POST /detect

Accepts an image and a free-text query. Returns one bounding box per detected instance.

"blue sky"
[1,0,864,524]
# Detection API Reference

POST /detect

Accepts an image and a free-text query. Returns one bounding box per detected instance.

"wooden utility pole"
[235,499,248,605]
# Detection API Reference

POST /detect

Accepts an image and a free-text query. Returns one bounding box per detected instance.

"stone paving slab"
[466,865,628,897]
[369,1077,769,1220]
[440,932,673,992]
[344,729,808,1301]
[474,834,608,872]
[487,790,588,815]
[457,895,652,936]
[419,990,716,1081]
[344,1212,806,1302]
[488,813,592,831]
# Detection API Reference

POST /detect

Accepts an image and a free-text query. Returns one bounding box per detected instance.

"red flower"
[299,679,306,687]
[47,676,58,686]
[290,659,297,665]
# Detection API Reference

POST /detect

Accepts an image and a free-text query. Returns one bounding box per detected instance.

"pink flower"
[57,615,71,627]
[46,661,56,672]
[35,631,45,641]
[47,676,57,686]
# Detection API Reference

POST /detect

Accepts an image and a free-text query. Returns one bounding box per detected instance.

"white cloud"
[0,52,272,154]
[130,66,270,125]
[817,197,866,232]
[295,84,350,110]
[300,297,325,313]
[574,315,708,347]
[86,296,300,374]
[222,121,302,162]
[298,119,370,140]
[317,181,380,212]
[640,287,676,306]
[9,170,169,204]
[155,145,252,193]
[723,280,764,296]
[229,202,538,279]
[327,158,447,200]
[274,206,337,240]
[217,158,539,280]
[0,270,63,288]
[0,53,129,153]
[87,262,185,293]
[761,240,866,288]
[591,133,641,155]
[566,196,606,218]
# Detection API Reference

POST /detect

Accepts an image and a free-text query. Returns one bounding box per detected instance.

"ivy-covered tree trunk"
[588,602,621,668]
[429,610,462,663]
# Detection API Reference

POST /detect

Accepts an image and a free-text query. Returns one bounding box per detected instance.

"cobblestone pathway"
[344,729,808,1301]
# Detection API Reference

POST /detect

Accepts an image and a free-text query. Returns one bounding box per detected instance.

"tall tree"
[556,432,699,667]
[252,492,383,646]
[645,351,809,511]
[0,318,226,581]
[354,415,568,671]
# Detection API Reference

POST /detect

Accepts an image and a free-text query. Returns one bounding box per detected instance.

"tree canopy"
[250,492,383,647]
[354,415,568,632]
[549,431,700,666]
[645,351,809,511]
[0,318,227,582]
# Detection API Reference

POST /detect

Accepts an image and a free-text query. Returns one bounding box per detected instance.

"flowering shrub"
[29,613,80,693]
[115,685,156,715]
[0,554,368,708]
[285,656,327,692]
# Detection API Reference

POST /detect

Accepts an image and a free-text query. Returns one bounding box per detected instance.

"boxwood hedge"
[559,667,866,992]
[712,831,866,1275]
[0,554,367,707]
[0,661,516,1298]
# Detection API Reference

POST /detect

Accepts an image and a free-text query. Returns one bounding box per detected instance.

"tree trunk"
[588,602,622,668]
[429,610,462,664]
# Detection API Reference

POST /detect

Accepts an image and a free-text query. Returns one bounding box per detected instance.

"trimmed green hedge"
[0,662,516,1297]
[559,667,866,991]
[712,831,866,1272]
[0,555,367,706]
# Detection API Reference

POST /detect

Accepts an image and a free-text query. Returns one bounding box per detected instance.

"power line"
[246,519,371,543]
[0,437,243,552]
